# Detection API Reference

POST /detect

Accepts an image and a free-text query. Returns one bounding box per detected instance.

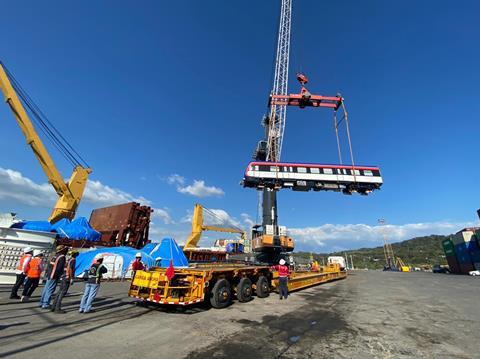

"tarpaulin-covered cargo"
[74,247,156,279]
[12,217,101,241]
[148,237,189,268]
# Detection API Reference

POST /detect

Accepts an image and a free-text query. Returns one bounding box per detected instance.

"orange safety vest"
[27,258,42,278]
[50,254,65,279]
[16,254,32,272]
[65,258,75,278]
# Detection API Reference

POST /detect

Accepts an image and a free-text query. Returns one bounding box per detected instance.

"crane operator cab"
[251,224,294,262]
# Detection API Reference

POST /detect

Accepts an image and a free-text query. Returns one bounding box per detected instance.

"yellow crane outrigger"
[0,62,91,223]
[184,204,246,249]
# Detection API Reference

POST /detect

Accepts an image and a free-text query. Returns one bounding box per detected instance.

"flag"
[165,259,175,281]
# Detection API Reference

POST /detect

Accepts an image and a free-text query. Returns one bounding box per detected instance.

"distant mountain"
[294,235,449,269]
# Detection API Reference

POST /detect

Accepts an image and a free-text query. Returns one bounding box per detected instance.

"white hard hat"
[33,249,43,257]
[135,252,142,258]
[95,254,104,260]
[23,247,33,254]
[279,259,286,265]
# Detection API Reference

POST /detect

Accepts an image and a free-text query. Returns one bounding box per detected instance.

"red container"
[446,254,461,274]
[89,202,152,249]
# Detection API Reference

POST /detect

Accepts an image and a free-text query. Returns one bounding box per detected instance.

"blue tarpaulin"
[11,217,101,241]
[74,247,156,278]
[11,221,54,232]
[148,237,189,268]
[141,243,157,255]
[56,217,101,242]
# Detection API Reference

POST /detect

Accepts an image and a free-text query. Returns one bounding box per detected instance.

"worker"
[311,260,319,272]
[271,258,290,300]
[10,247,33,299]
[79,254,108,314]
[132,252,145,272]
[52,250,79,313]
[21,250,44,302]
[39,245,68,309]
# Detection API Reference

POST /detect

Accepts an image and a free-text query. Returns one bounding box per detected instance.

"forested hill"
[295,235,449,269]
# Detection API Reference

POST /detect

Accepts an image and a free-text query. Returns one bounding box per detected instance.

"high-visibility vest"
[16,254,32,271]
[65,258,75,278]
[27,258,42,278]
[50,254,65,279]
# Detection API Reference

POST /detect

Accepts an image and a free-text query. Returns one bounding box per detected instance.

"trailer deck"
[128,263,346,308]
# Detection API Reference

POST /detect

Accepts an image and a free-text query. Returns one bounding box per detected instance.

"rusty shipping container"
[89,202,153,249]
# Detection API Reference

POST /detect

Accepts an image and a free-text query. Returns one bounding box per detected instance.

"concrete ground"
[0,271,478,359]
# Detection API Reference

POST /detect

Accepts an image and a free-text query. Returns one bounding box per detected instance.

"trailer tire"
[237,277,253,302]
[255,275,270,298]
[210,279,232,309]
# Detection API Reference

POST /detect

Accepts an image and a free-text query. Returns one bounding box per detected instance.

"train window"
[310,168,320,174]
[289,167,293,172]
[284,166,288,172]
[270,166,279,172]
[324,168,333,174]
[297,167,307,173]
[354,170,361,176]
[364,170,373,176]
[254,165,259,171]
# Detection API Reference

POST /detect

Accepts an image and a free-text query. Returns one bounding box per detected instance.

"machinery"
[0,62,91,223]
[246,0,379,263]
[183,204,247,261]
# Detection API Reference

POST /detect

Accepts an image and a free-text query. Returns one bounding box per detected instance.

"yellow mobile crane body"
[0,63,91,223]
[184,204,246,249]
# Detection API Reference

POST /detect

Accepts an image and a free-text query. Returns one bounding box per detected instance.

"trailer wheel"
[237,277,253,302]
[255,275,270,298]
[210,279,232,309]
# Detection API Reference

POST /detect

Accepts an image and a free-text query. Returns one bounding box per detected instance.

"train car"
[242,161,383,195]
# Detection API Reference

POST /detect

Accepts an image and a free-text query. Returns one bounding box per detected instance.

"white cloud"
[289,221,476,252]
[177,180,224,198]
[241,213,255,229]
[83,180,151,207]
[0,167,55,206]
[151,208,174,225]
[0,166,172,224]
[167,174,185,185]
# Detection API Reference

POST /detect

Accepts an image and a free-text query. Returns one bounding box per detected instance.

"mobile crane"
[0,62,91,223]
[184,204,247,261]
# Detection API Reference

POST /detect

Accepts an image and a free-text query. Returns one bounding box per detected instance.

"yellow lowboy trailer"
[128,263,346,309]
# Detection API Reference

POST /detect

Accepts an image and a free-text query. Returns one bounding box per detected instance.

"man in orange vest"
[10,247,33,299]
[39,245,68,309]
[21,250,45,302]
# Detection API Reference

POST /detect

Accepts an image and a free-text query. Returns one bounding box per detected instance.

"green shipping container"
[442,238,456,257]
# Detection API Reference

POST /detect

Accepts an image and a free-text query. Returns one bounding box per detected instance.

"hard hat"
[23,247,33,254]
[33,249,44,257]
[135,252,142,258]
[95,254,104,260]
[56,245,67,253]
[69,250,80,257]
[279,259,286,265]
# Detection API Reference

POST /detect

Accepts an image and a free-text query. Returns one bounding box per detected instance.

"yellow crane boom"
[0,62,91,223]
[184,204,246,249]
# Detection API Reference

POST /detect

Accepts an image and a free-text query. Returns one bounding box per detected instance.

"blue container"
[225,243,236,253]
[454,242,473,265]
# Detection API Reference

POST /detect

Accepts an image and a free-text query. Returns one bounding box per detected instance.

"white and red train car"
[243,161,383,195]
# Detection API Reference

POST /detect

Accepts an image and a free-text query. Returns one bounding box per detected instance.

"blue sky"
[1,0,479,252]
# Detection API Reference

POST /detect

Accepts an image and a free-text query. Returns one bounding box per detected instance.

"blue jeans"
[79,283,100,313]
[40,279,58,308]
